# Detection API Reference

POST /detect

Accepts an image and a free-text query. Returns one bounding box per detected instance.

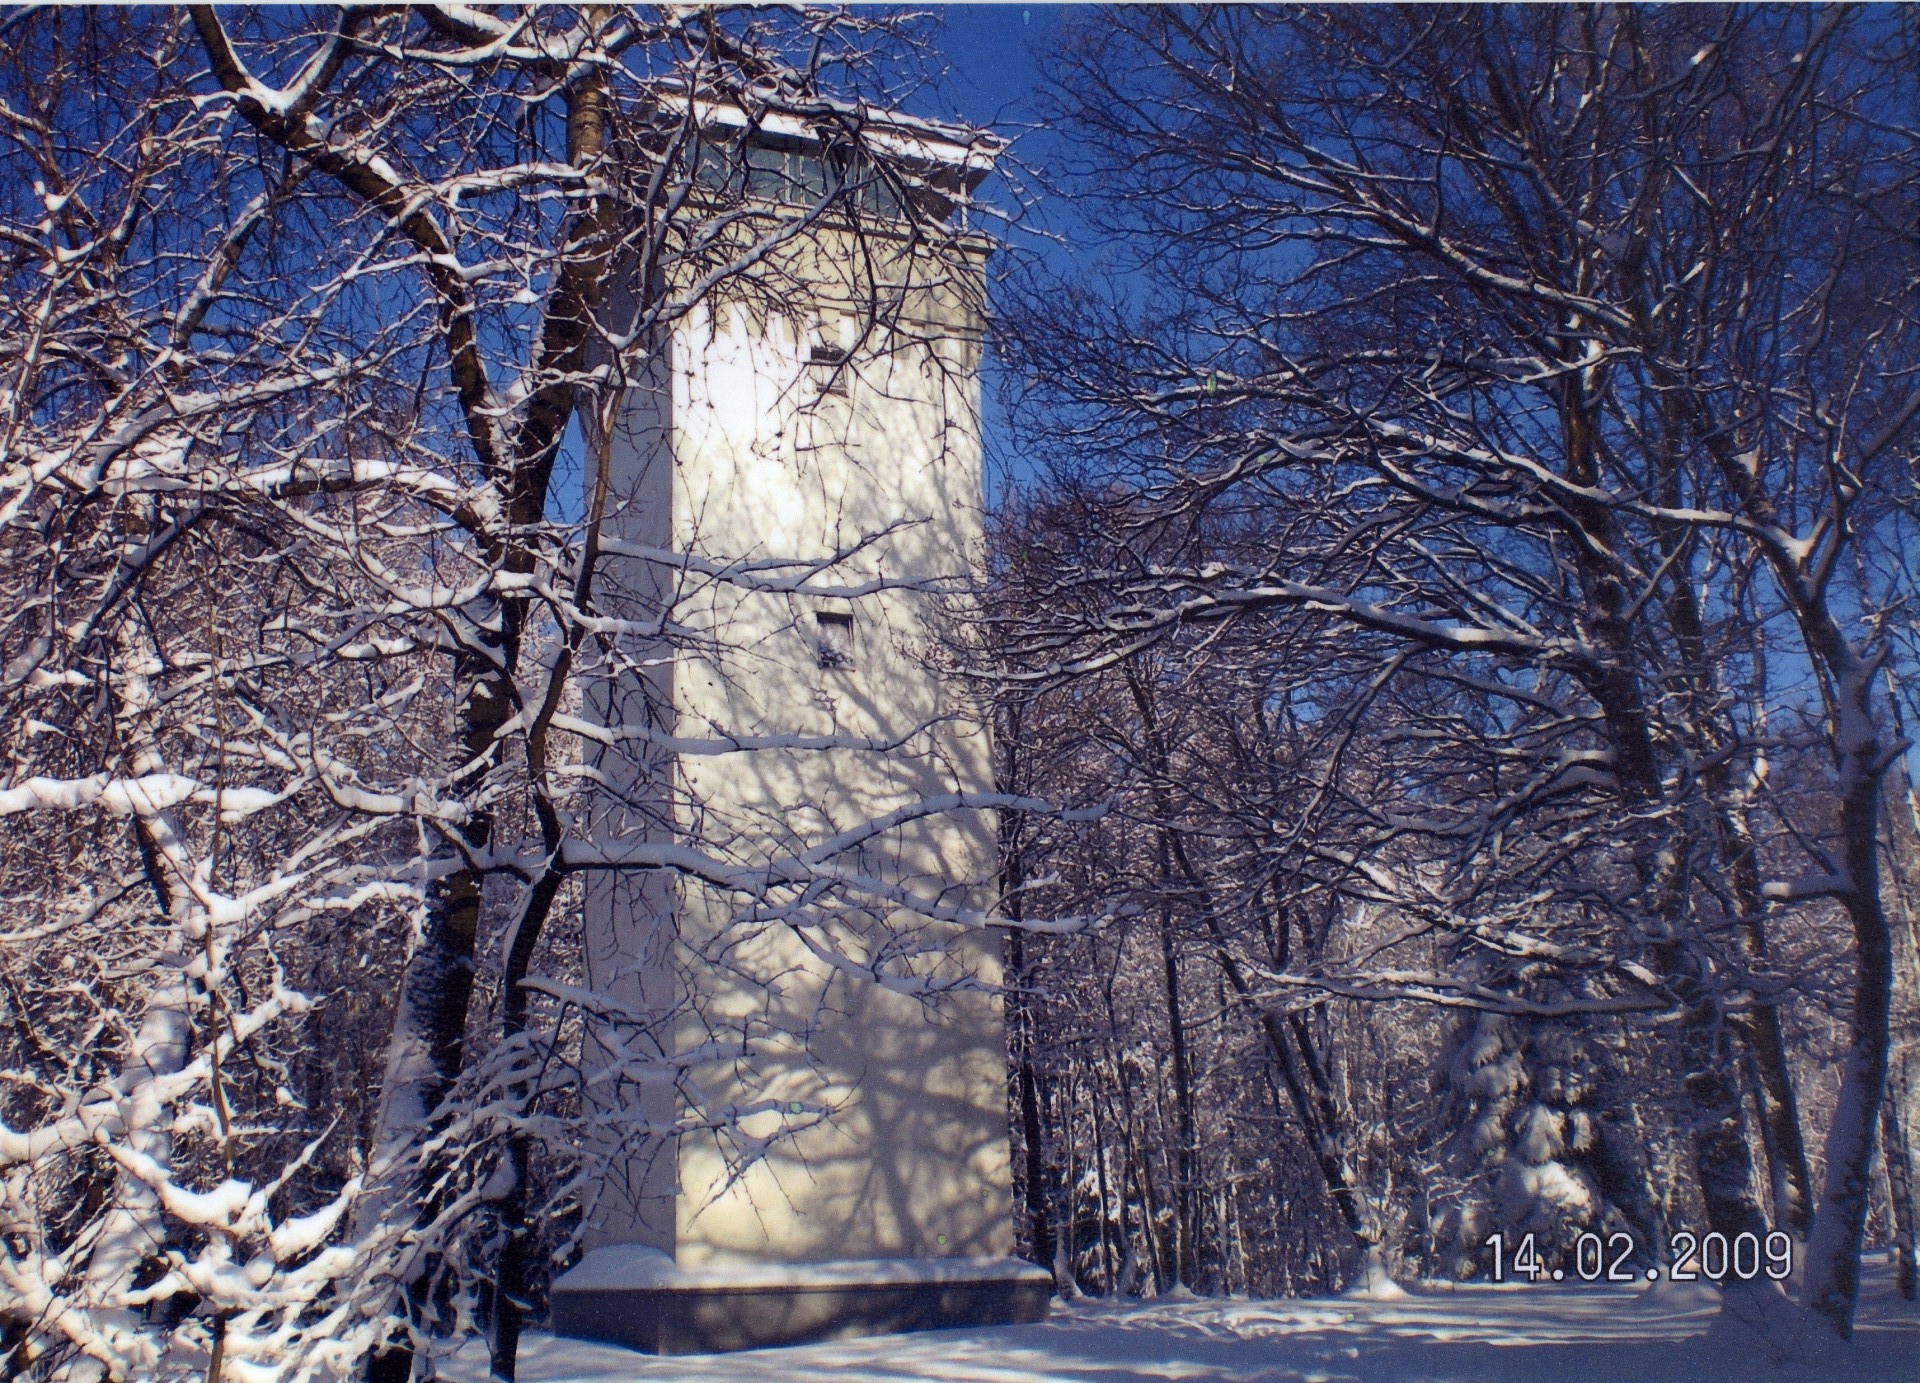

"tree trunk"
[67,636,202,1382]
[486,867,565,1381]
[362,641,505,1383]
[1798,657,1898,1340]
[1716,789,1815,1238]
[1564,387,1775,1258]
[1677,999,1772,1246]
[1118,665,1204,1290]
[1114,1049,1167,1293]
[1735,1007,1815,1238]
[1156,869,1198,1288]
[1004,919,1056,1275]
[1881,1062,1918,1302]
[1656,412,1816,1244]
[1051,1072,1080,1295]
[1875,690,1919,1301]
[1090,1068,1117,1291]
[1203,887,1385,1276]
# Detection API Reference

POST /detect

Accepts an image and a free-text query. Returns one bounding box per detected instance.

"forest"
[2,6,1917,1382]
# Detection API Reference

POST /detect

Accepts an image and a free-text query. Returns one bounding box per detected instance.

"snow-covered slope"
[447,1261,1918,1383]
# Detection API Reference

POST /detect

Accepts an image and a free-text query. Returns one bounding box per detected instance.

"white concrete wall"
[587,231,1011,1268]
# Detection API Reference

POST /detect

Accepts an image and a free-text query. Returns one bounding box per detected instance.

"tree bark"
[1658,498,1815,1240]
[1561,384,1776,1255]
[1156,864,1198,1287]
[1006,927,1057,1275]
[1089,1066,1118,1291]
[1797,657,1899,1339]
[1051,1073,1080,1295]
[998,692,1059,1279]
[1875,691,1920,1301]
[1120,665,1202,1289]
[1881,1061,1918,1303]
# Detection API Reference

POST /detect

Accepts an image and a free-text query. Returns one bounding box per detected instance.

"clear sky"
[924,3,1079,131]
[911,4,1099,494]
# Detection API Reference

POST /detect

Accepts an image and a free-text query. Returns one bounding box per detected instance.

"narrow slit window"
[815,611,854,668]
[809,341,849,395]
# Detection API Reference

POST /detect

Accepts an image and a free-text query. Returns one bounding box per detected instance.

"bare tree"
[992,3,1918,1345]
[1,8,1033,1381]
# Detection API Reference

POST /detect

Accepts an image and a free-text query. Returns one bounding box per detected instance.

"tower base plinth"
[551,1248,1051,1354]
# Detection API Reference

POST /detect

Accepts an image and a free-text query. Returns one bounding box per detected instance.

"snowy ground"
[448,1263,1920,1383]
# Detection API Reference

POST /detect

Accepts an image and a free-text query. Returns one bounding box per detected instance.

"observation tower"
[549,100,1047,1353]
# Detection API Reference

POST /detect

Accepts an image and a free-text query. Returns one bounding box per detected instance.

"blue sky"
[926,4,1075,129]
[914,4,1097,494]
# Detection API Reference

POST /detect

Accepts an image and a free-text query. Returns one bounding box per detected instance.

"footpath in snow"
[449,1262,1919,1383]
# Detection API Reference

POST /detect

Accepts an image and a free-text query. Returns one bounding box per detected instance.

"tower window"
[814,611,854,668]
[809,341,849,395]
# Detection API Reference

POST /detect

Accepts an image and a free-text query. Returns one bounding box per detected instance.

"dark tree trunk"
[1196,884,1384,1277]
[1089,1067,1117,1291]
[487,867,565,1381]
[1156,868,1198,1287]
[1735,1006,1814,1238]
[1666,540,1816,1238]
[366,641,507,1383]
[1799,675,1898,1339]
[1002,839,1057,1279]
[1560,386,1775,1255]
[1882,1065,1918,1303]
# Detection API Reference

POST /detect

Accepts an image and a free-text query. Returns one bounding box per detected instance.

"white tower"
[551,104,1048,1353]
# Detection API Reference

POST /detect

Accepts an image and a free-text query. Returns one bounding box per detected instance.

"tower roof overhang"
[664,89,1003,214]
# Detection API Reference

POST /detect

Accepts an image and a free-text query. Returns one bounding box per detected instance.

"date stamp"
[1484,1230,1793,1284]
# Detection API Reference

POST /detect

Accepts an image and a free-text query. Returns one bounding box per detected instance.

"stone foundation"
[549,1247,1051,1354]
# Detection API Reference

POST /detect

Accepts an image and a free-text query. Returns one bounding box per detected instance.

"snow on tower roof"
[664,87,1003,196]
